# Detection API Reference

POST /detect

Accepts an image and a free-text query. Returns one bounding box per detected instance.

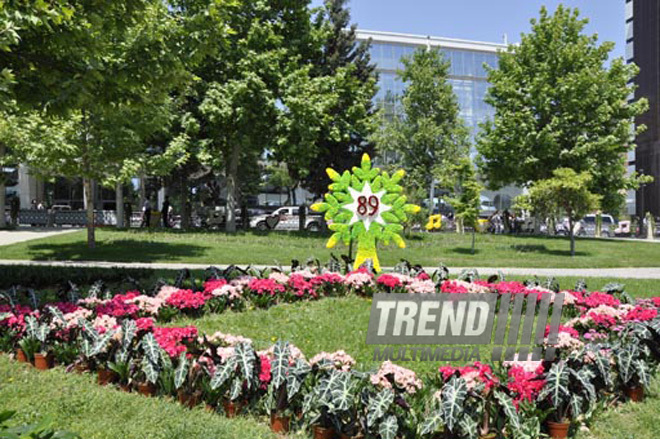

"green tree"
[4,1,189,246]
[374,48,469,213]
[197,0,345,232]
[477,5,649,214]
[525,168,601,256]
[297,0,378,197]
[446,157,482,234]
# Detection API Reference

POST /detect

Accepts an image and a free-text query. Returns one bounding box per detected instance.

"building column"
[17,164,38,209]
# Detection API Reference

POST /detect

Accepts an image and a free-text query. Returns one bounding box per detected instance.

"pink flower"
[370,361,422,394]
[507,365,545,407]
[377,274,403,289]
[248,278,286,296]
[288,274,317,298]
[437,361,498,393]
[165,289,208,310]
[135,317,155,333]
[204,279,228,295]
[310,350,355,371]
[259,355,272,389]
[581,292,621,309]
[623,306,658,322]
[153,326,198,357]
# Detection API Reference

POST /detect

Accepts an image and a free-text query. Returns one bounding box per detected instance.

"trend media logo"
[366,293,564,362]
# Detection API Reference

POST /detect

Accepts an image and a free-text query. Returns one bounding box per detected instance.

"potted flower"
[537,361,596,439]
[20,315,53,369]
[614,343,652,402]
[266,342,311,433]
[207,342,260,417]
[174,353,204,408]
[107,320,140,388]
[135,332,166,396]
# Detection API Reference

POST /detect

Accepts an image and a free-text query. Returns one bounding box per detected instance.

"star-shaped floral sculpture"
[311,154,421,271]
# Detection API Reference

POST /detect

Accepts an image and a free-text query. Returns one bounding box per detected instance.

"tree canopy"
[477,5,648,214]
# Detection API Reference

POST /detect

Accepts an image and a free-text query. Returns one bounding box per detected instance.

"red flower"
[153,326,198,358]
[508,365,545,408]
[258,355,272,389]
[623,306,658,322]
[376,274,402,289]
[165,289,208,310]
[248,278,286,296]
[204,279,228,295]
[135,317,155,333]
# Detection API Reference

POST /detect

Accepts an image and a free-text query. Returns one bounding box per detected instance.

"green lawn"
[170,277,660,376]
[2,292,660,439]
[1,229,660,268]
[0,356,276,439]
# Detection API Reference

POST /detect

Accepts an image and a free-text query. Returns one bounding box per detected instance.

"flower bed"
[1,266,660,439]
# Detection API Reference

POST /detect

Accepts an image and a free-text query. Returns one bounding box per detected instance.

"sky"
[310,0,625,60]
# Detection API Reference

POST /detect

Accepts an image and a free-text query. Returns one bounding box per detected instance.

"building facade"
[627,0,660,217]
[356,30,520,212]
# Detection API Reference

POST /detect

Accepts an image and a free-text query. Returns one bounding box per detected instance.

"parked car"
[581,214,617,237]
[250,206,322,232]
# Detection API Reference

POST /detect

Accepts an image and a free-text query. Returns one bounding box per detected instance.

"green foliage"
[524,168,601,255]
[298,0,378,197]
[445,157,483,231]
[373,47,469,206]
[0,410,80,439]
[477,5,649,213]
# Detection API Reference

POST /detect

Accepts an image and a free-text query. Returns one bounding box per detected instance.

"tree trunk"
[0,142,6,228]
[428,180,435,215]
[83,177,95,249]
[569,217,575,257]
[225,145,241,233]
[179,171,190,229]
[595,212,602,238]
[116,182,124,228]
[471,228,476,254]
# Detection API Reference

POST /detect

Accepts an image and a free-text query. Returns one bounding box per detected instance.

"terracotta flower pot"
[34,353,53,370]
[177,389,202,409]
[340,433,364,439]
[270,413,291,434]
[97,368,117,386]
[624,385,644,402]
[547,421,570,439]
[312,425,336,439]
[205,404,216,413]
[120,383,132,393]
[74,363,88,374]
[137,382,157,397]
[15,349,27,363]
[222,400,243,418]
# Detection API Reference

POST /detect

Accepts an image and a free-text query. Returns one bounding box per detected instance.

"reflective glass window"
[626,20,633,40]
[625,1,633,21]
[626,40,634,60]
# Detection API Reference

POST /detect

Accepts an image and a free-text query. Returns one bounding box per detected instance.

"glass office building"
[357,30,520,212]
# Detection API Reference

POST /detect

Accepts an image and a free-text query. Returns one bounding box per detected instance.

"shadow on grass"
[22,240,208,263]
[509,243,589,257]
[450,247,482,255]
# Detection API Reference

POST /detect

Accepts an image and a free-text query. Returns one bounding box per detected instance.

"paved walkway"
[0,228,80,246]
[0,258,659,279]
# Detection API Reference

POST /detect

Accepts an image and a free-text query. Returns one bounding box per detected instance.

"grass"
[171,276,660,376]
[0,356,276,439]
[1,275,659,438]
[576,377,660,439]
[1,228,660,268]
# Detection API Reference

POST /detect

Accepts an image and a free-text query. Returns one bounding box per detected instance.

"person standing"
[141,198,151,228]
[161,196,170,228]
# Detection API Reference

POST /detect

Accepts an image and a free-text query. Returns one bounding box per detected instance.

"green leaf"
[271,341,289,389]
[366,389,394,427]
[378,415,398,439]
[174,352,189,390]
[441,377,467,431]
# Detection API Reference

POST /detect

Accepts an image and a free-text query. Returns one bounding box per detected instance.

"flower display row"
[1,267,660,439]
